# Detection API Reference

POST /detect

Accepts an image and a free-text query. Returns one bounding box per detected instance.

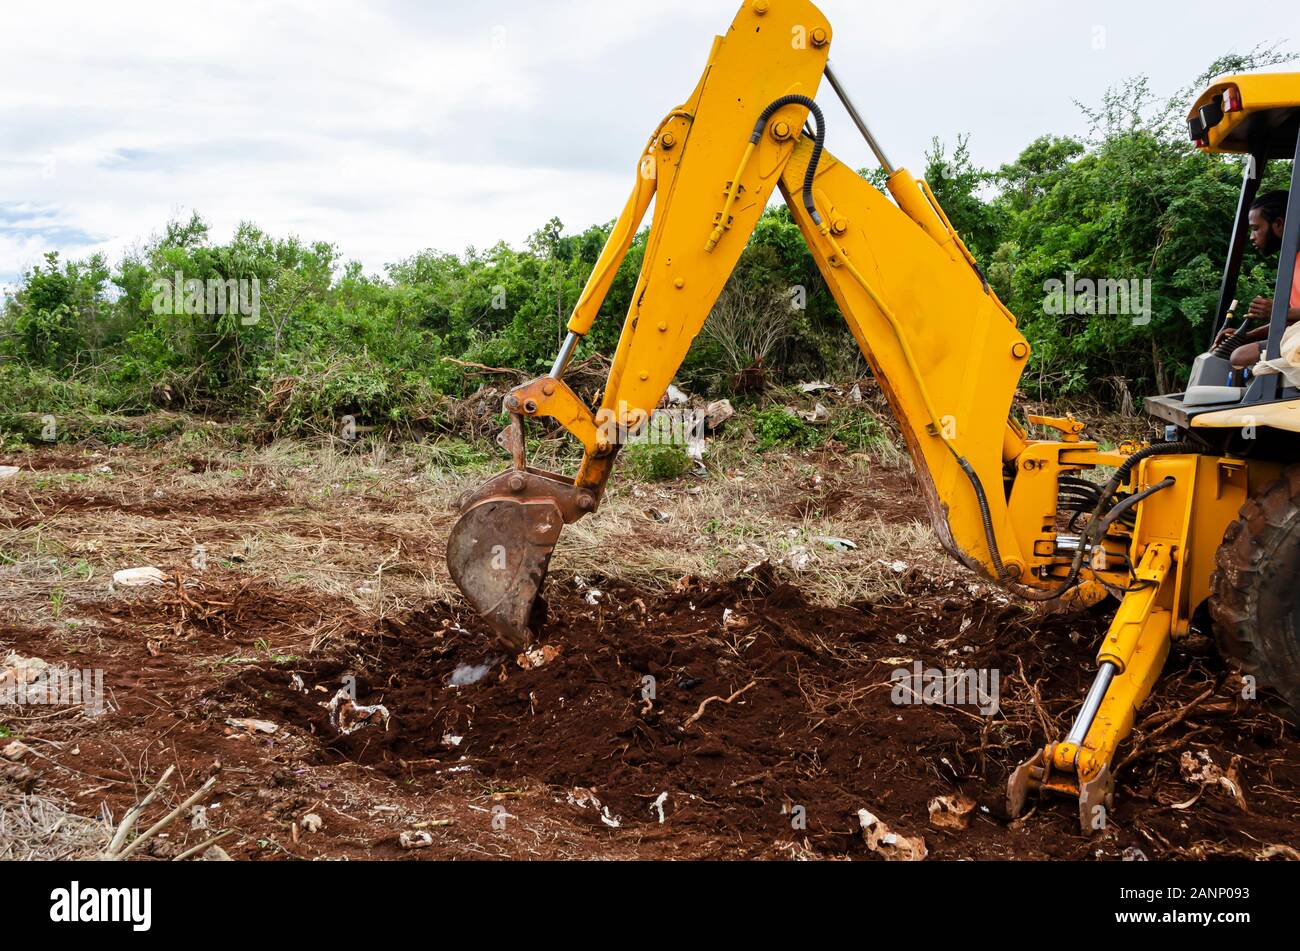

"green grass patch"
[622,442,691,481]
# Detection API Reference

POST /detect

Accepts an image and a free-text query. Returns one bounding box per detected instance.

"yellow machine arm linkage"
[446,0,1279,831]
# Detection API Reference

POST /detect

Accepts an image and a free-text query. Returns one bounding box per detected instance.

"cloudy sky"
[0,0,1291,290]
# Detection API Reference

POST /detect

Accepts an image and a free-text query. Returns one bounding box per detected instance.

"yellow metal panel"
[595,0,831,430]
[779,141,1030,577]
[1190,72,1300,155]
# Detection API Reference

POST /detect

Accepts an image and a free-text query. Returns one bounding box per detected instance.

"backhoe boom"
[445,0,1280,833]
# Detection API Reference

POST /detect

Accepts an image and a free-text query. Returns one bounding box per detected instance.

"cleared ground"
[1,426,1297,860]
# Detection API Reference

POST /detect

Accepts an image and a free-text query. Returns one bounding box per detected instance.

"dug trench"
[211,569,1299,860]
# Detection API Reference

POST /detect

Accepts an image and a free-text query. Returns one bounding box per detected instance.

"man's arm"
[1247,296,1300,324]
[1214,298,1300,349]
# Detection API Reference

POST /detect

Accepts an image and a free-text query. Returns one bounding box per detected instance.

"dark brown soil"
[13,566,1289,860]
[0,490,293,527]
[2,446,1297,861]
[774,453,930,524]
[0,452,94,472]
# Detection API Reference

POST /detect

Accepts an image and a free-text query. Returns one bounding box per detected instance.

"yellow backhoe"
[446,0,1300,831]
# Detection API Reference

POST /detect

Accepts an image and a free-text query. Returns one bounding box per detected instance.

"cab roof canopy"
[1189,72,1300,159]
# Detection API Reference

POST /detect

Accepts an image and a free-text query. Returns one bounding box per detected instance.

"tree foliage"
[2,49,1295,432]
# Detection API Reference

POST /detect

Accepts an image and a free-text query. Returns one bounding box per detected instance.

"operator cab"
[1145,73,1300,455]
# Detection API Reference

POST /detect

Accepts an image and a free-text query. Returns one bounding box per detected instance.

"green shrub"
[753,407,820,451]
[255,353,448,436]
[622,442,691,481]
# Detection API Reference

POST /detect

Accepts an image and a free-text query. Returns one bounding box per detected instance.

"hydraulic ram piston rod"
[550,331,582,379]
[1065,662,1118,747]
[823,62,895,176]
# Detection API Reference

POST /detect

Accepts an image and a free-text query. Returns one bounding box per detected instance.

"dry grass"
[0,786,111,860]
[557,467,958,605]
[0,436,494,629]
[2,429,963,634]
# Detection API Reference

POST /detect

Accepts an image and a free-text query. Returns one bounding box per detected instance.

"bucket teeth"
[1007,745,1115,834]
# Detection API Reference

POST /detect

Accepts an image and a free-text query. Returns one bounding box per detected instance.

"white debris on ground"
[399,830,434,849]
[2,741,32,761]
[704,399,734,431]
[224,718,278,736]
[857,808,927,861]
[111,566,166,587]
[927,794,976,830]
[778,534,819,572]
[565,787,622,828]
[0,466,20,480]
[815,536,857,552]
[639,385,736,476]
[324,689,391,735]
[516,645,561,671]
[649,792,669,824]
[1178,749,1247,811]
[448,661,495,687]
[0,653,50,691]
[798,403,830,424]
[300,813,323,833]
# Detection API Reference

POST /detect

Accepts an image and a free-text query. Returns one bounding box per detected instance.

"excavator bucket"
[446,463,597,651]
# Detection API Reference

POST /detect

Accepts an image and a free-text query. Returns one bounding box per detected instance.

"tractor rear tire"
[1211,466,1300,721]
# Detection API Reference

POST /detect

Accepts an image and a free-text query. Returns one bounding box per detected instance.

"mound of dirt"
[211,566,1300,859]
[5,557,1294,860]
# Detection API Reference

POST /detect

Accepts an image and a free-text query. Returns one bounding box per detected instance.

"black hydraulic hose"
[1059,475,1103,489]
[1095,442,1185,510]
[960,441,1185,601]
[1096,477,1176,535]
[951,451,1006,581]
[1058,478,1103,505]
[752,95,825,225]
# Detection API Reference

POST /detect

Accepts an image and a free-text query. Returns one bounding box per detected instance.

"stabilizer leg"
[1008,544,1175,832]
